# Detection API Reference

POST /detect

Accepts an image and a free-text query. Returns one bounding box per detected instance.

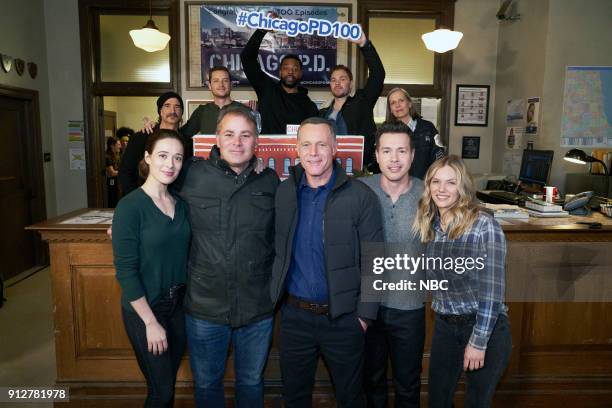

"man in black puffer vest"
[174,106,279,407]
[270,117,384,407]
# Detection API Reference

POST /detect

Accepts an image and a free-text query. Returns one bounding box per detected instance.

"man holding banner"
[241,27,319,134]
[319,33,385,172]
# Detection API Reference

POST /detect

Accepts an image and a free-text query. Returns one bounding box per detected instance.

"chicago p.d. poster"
[187,4,350,88]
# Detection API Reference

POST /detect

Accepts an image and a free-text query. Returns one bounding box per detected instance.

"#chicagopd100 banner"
[187,4,351,88]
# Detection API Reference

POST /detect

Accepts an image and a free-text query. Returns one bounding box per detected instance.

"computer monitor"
[518,149,554,185]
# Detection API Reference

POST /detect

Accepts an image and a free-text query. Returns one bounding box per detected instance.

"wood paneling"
[74,266,131,356]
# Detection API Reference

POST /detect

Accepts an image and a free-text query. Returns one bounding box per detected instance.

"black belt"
[438,313,475,324]
[167,284,186,300]
[286,294,329,315]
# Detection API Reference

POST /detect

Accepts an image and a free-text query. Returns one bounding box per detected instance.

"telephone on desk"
[563,191,593,215]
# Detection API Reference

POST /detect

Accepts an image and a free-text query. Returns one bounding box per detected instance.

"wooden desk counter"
[28,209,612,407]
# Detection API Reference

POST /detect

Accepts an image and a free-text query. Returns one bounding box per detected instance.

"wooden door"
[103,110,117,207]
[0,86,46,280]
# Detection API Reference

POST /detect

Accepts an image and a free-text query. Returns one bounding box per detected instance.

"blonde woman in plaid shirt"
[413,155,512,407]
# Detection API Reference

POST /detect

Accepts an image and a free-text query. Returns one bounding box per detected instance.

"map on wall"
[561,66,612,147]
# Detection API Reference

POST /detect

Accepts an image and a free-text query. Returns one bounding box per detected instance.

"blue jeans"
[185,315,273,408]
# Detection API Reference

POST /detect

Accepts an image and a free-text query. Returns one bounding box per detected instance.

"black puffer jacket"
[176,147,279,327]
[319,40,385,170]
[270,163,384,320]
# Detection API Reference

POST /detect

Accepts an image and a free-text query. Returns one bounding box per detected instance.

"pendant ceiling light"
[421,29,463,53]
[129,0,171,52]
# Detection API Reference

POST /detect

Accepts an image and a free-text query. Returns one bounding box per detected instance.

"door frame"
[0,84,48,266]
[79,0,181,207]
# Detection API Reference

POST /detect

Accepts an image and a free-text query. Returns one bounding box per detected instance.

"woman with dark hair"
[413,155,512,407]
[105,137,122,207]
[386,88,446,179]
[112,129,190,407]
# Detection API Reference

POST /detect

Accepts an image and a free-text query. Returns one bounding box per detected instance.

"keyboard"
[488,190,524,204]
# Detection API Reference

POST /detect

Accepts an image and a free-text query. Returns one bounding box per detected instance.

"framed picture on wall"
[455,84,490,126]
[185,3,352,89]
[461,136,480,159]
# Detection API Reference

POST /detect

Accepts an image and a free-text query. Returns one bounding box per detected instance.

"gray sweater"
[360,174,426,310]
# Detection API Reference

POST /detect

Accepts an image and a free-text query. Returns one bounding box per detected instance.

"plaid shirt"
[427,211,507,350]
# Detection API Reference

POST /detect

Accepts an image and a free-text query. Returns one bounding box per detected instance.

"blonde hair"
[412,155,479,242]
[386,87,420,122]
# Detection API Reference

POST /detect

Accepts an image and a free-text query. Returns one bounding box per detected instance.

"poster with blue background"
[195,4,349,87]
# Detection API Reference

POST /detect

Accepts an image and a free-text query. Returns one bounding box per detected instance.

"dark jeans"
[122,293,186,408]
[279,302,365,408]
[428,314,512,408]
[365,306,425,408]
[185,315,273,408]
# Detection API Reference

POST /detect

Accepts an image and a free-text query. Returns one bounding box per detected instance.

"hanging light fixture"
[421,29,463,53]
[129,0,171,52]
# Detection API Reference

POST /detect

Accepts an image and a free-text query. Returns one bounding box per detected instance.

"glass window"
[368,17,435,85]
[283,158,291,174]
[103,96,159,131]
[99,14,171,82]
[268,157,275,169]
[346,158,353,173]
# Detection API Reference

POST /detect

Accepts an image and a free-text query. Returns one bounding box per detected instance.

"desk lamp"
[564,149,609,175]
[564,149,610,205]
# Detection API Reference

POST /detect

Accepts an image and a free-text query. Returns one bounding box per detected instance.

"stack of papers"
[525,199,569,217]
[483,203,529,219]
[525,209,570,218]
[525,199,563,212]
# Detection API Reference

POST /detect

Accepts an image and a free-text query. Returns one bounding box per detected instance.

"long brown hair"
[412,155,479,242]
[138,129,184,179]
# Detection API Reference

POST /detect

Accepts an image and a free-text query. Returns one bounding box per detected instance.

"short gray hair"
[216,105,258,136]
[297,117,336,141]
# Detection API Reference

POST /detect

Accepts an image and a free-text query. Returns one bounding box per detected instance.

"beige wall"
[104,96,159,132]
[449,0,501,175]
[0,0,56,216]
[493,0,612,193]
[492,0,550,175]
[540,0,612,193]
[43,0,86,215]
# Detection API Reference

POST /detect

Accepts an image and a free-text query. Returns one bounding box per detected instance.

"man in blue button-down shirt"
[285,169,336,303]
[271,117,384,407]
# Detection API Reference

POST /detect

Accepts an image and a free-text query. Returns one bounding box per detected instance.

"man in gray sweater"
[359,121,426,408]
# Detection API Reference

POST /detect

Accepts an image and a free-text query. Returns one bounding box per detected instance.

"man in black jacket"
[118,92,187,195]
[241,29,319,134]
[175,106,279,408]
[319,32,385,172]
[270,117,384,407]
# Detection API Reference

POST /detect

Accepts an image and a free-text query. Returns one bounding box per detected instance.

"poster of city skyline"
[187,4,351,88]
